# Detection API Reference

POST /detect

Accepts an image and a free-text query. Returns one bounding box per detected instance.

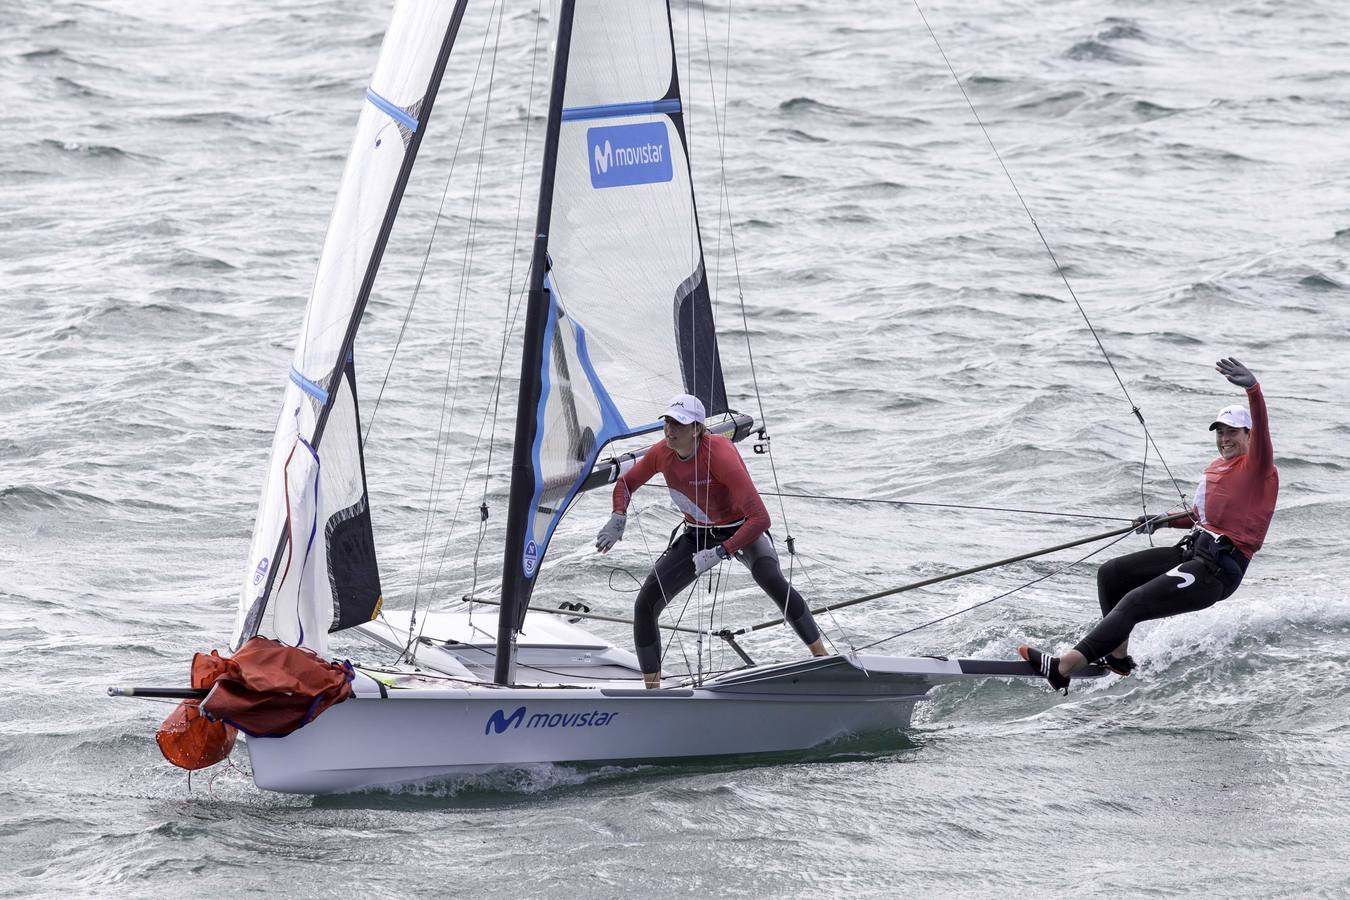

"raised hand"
[1216,357,1256,389]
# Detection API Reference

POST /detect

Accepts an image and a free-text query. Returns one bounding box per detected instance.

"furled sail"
[498,0,728,680]
[234,1,468,655]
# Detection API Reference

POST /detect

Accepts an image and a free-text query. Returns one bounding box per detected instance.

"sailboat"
[119,0,1099,794]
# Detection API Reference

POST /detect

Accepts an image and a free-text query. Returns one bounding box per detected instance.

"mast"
[496,0,578,686]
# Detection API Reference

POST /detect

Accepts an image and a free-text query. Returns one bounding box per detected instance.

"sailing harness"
[1178,526,1249,586]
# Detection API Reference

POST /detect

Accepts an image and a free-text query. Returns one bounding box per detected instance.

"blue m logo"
[485,706,526,735]
[594,140,612,174]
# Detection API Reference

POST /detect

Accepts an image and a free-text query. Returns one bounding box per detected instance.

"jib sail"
[233,1,468,656]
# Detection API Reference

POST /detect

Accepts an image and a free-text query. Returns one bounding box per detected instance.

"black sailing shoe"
[1095,654,1137,677]
[1018,645,1070,695]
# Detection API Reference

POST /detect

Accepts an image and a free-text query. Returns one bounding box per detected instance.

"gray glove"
[692,545,727,576]
[1216,357,1256,389]
[1133,514,1165,535]
[595,513,625,553]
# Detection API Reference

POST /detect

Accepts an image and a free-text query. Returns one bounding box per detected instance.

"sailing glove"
[595,513,625,553]
[1133,514,1165,535]
[692,544,729,576]
[1216,357,1257,389]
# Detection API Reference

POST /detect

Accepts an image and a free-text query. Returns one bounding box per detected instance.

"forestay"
[501,0,729,640]
[233,1,468,656]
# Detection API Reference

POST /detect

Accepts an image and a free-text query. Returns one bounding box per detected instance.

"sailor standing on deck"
[595,394,829,688]
[1020,358,1279,693]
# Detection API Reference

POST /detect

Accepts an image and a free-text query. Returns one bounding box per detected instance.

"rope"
[909,0,1189,511]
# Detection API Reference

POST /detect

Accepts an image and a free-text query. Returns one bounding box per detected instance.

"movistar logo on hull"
[485,705,620,735]
[587,122,673,189]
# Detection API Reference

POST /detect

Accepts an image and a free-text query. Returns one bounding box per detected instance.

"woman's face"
[1213,423,1249,461]
[663,417,701,458]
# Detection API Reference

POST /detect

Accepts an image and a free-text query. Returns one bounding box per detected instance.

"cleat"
[1019,645,1070,695]
[1094,654,1137,677]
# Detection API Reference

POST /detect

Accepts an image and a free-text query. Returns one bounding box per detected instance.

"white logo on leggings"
[1165,565,1195,590]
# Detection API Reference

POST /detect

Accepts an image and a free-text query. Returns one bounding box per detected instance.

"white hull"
[244,653,1011,793]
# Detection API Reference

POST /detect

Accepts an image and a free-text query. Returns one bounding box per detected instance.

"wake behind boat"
[111,0,1109,794]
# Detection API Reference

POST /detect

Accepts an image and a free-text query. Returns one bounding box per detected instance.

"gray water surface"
[3,0,1349,896]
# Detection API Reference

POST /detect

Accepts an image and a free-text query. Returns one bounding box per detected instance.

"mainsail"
[497,0,728,681]
[233,1,469,656]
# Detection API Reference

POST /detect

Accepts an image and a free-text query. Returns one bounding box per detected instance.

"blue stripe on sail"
[366,88,418,132]
[625,419,665,437]
[290,366,329,405]
[572,326,629,438]
[561,98,681,122]
[522,277,641,580]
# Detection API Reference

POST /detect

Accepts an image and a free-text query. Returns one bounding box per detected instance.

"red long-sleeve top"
[612,433,770,555]
[1167,384,1278,558]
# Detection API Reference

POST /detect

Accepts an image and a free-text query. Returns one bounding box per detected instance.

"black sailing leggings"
[633,526,822,674]
[1073,541,1248,662]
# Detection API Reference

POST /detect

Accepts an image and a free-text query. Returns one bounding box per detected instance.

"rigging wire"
[382,1,505,657]
[789,554,855,658]
[420,0,510,606]
[396,0,543,662]
[908,0,1190,513]
[464,0,550,611]
[634,506,698,681]
[690,0,799,585]
[737,512,1191,635]
[761,489,1131,522]
[855,527,1135,651]
[363,7,495,444]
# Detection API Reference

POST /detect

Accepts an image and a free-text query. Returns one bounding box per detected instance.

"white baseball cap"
[1209,405,1252,431]
[662,393,706,425]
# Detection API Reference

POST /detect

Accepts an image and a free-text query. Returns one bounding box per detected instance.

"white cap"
[1209,404,1252,431]
[662,393,705,425]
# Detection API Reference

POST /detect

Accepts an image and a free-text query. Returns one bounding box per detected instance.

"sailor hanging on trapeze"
[1019,357,1279,693]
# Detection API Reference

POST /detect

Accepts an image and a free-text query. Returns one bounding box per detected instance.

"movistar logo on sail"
[587,122,673,189]
[484,705,620,735]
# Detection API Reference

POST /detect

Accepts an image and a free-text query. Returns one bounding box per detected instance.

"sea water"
[2,0,1348,895]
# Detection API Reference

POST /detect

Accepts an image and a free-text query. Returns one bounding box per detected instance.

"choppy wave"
[33,138,152,163]
[4,0,1348,893]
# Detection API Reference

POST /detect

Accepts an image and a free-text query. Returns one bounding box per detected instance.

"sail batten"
[560,98,682,121]
[365,88,419,132]
[289,367,330,405]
